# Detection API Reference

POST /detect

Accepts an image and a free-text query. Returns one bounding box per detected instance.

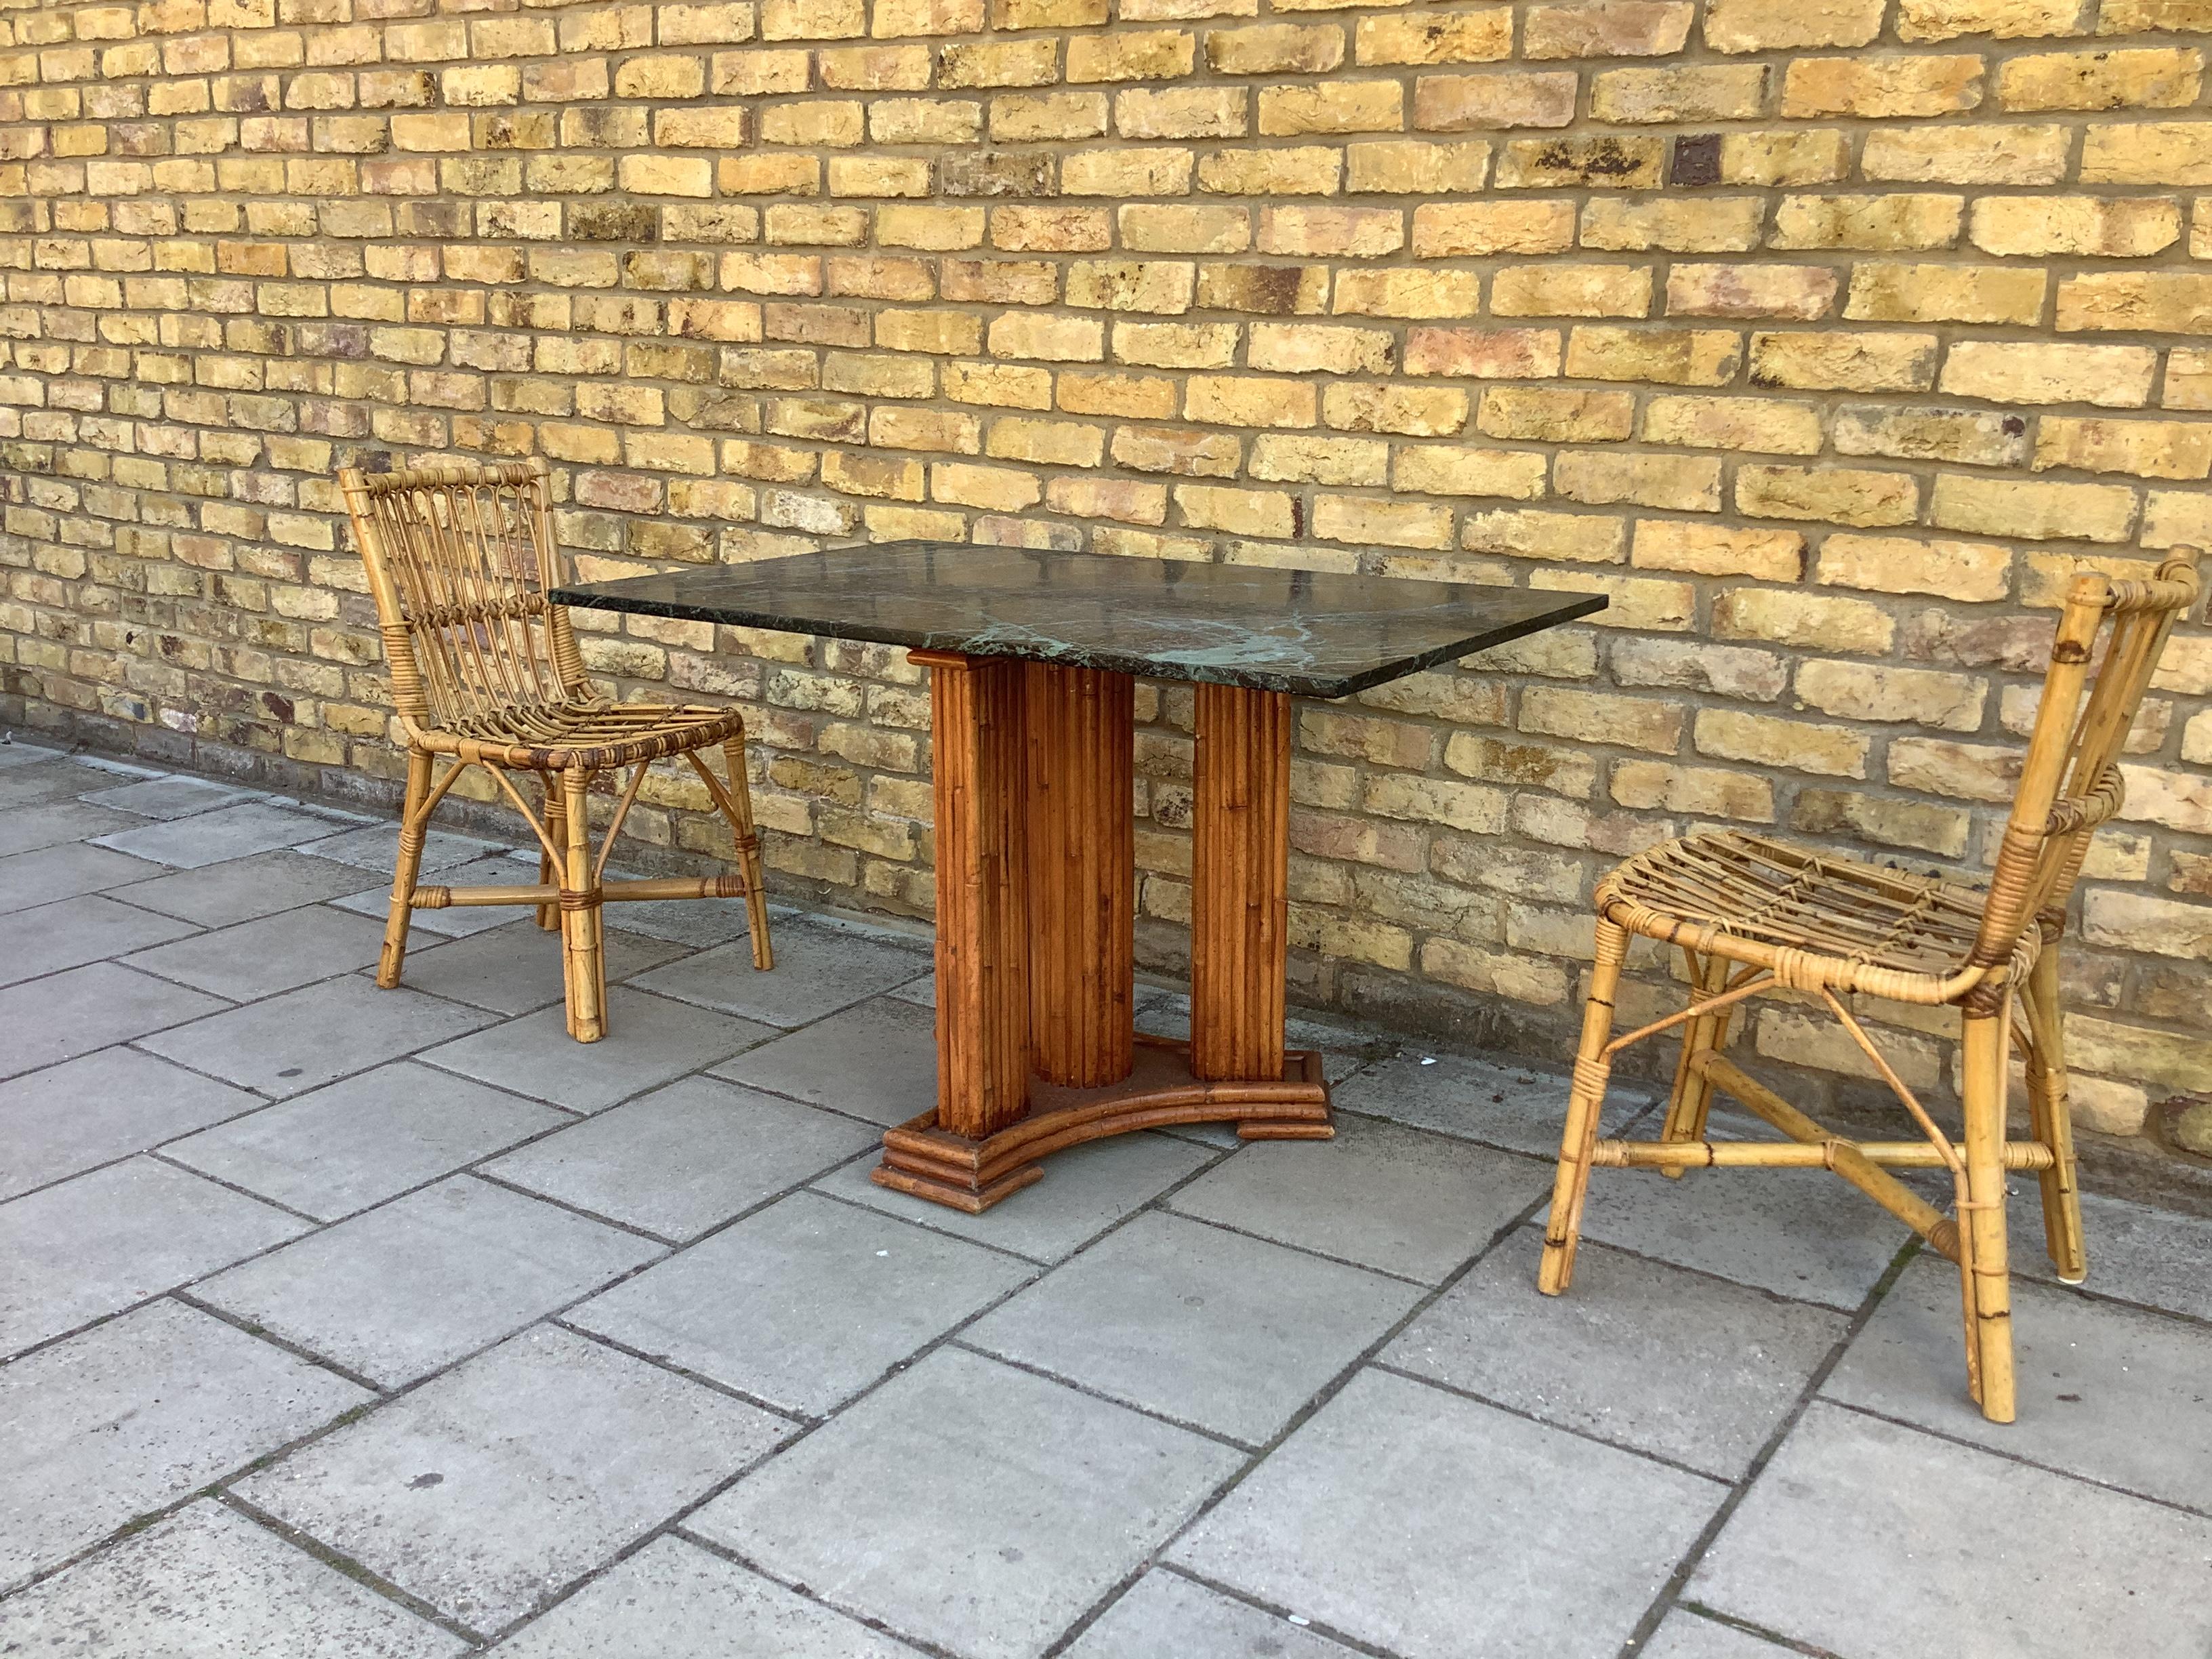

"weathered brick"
[1938,340,2158,407]
[1704,0,1885,52]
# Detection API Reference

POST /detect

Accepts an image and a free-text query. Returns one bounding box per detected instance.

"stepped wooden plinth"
[876,653,1330,1212]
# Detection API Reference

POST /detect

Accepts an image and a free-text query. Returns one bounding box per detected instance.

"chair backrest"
[1971,546,2202,968]
[336,457,590,735]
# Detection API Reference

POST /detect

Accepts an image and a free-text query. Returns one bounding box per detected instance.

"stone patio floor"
[3,733,2211,1659]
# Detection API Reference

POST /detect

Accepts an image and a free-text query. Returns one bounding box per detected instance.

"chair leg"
[1539,920,1628,1295]
[722,736,774,971]
[1961,999,2016,1423]
[2024,947,2086,1284]
[1658,949,1734,1177]
[559,766,607,1042]
[536,771,562,932]
[378,750,433,988]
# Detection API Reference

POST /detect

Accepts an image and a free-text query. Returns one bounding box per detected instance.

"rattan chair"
[1538,549,2200,1423]
[337,457,773,1042]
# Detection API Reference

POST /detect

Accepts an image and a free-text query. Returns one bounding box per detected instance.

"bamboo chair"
[1538,549,2200,1424]
[337,457,773,1043]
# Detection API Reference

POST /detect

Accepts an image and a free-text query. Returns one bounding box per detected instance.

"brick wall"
[3,0,2211,1153]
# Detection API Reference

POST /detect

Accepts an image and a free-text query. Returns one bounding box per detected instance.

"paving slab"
[969,1211,1423,1444]
[91,802,333,870]
[421,988,775,1114]
[296,822,514,875]
[630,918,928,1029]
[0,1046,260,1202]
[140,973,494,1097]
[108,848,378,927]
[1172,1368,1723,1659]
[1557,1111,1906,1310]
[2017,1187,2212,1323]
[0,762,101,810]
[0,1156,307,1358]
[398,924,688,1016]
[0,741,71,769]
[237,1325,789,1633]
[1691,1401,2212,1659]
[331,857,546,939]
[495,1536,924,1659]
[0,842,171,916]
[123,904,394,1001]
[0,893,199,989]
[710,995,937,1126]
[811,1128,1216,1263]
[1642,1610,1797,1658]
[595,893,764,949]
[0,1298,369,1595]
[79,773,266,819]
[1825,1252,2212,1513]
[0,1498,467,1658]
[486,1077,876,1241]
[571,1190,1031,1416]
[164,1061,570,1221]
[0,800,146,859]
[691,1346,1244,1659]
[1334,1048,1652,1158]
[1384,1229,1849,1480]
[1063,1570,1366,1659]
[1138,994,1396,1085]
[195,1176,661,1388]
[1166,1113,1551,1282]
[0,962,230,1082]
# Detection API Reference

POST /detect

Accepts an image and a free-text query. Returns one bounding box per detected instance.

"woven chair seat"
[1599,830,2024,997]
[422,700,748,771]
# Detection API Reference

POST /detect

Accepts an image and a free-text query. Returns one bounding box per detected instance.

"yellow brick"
[1251,434,1390,485]
[1065,260,1197,314]
[1563,326,1742,386]
[1695,708,1871,777]
[1770,192,1963,250]
[1411,200,1574,258]
[1704,0,1884,51]
[1782,54,1987,119]
[1113,321,1239,367]
[1490,264,1652,319]
[1734,464,1920,528]
[1642,394,1824,455]
[1346,138,1490,194]
[1117,86,1247,139]
[1968,195,2179,257]
[1256,205,1403,257]
[1067,28,1195,82]
[1631,520,1803,579]
[1392,445,1549,500]
[2057,271,2212,335]
[1860,123,2071,184]
[1816,533,2013,601]
[1591,64,1770,123]
[1937,340,2157,407]
[1795,661,1986,731]
[1313,494,1455,549]
[1460,508,1626,563]
[2081,121,2212,184]
[1414,71,1578,129]
[1323,382,1469,436]
[1930,474,2138,542]
[1207,24,1345,75]
[1176,484,1294,537]
[2000,47,2203,110]
[1666,264,1839,321]
[1118,205,1251,254]
[1526,1,1694,57]
[1194,147,1340,196]
[1611,760,1774,821]
[935,39,1059,88]
[990,92,1109,143]
[1713,589,1896,654]
[1580,197,1765,252]
[1259,81,1404,136]
[1186,373,1316,428]
[1248,321,1393,374]
[1521,687,1683,754]
[931,461,1042,512]
[1357,9,1513,66]
[2032,417,2212,480]
[1404,326,1563,379]
[1331,269,1482,319]
[1555,450,1722,512]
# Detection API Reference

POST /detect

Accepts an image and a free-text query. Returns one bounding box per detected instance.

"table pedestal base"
[873,1036,1331,1214]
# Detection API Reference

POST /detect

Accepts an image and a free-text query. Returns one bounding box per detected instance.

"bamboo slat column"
[1190,683,1292,1084]
[1024,663,1135,1090]
[913,650,1033,1143]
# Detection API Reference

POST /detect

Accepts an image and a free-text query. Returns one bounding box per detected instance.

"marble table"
[556,545,1604,1212]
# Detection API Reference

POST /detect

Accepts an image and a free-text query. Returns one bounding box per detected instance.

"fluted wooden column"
[1024,663,1135,1089]
[1190,682,1291,1082]
[914,651,1030,1141]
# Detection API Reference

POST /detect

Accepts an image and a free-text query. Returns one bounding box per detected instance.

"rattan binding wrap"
[337,457,774,1042]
